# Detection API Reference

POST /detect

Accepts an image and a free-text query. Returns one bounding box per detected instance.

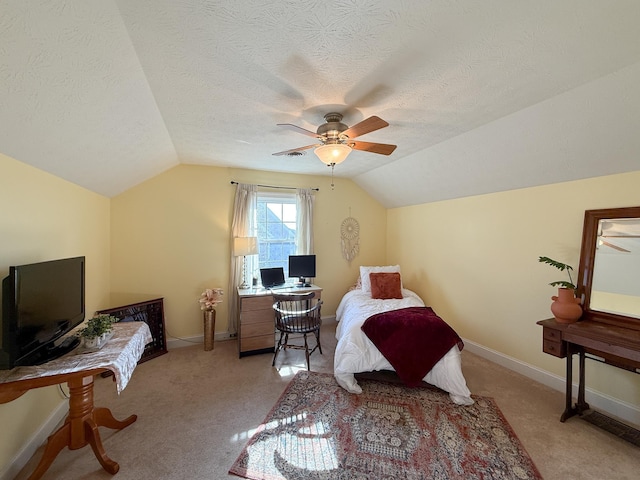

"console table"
[237,285,322,357]
[0,322,152,479]
[537,318,640,422]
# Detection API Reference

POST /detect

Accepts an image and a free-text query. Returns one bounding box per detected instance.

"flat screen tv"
[1,256,85,369]
[288,255,316,287]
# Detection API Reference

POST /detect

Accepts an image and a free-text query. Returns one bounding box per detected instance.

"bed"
[334,266,474,405]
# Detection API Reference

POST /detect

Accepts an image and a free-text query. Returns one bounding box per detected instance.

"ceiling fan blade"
[341,116,389,139]
[277,123,320,138]
[600,240,631,253]
[350,140,397,156]
[272,144,317,156]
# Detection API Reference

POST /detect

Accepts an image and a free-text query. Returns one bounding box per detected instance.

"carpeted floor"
[229,371,542,480]
[12,320,640,479]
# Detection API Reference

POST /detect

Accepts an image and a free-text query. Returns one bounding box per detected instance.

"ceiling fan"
[597,219,640,253]
[598,235,639,253]
[272,112,397,166]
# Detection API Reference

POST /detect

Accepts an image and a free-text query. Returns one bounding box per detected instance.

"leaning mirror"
[577,206,640,329]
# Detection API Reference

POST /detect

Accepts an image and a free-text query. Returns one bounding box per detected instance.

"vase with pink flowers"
[199,288,223,351]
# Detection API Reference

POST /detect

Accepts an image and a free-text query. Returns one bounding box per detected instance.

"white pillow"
[359,265,402,293]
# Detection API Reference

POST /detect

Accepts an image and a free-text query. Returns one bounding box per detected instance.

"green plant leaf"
[538,256,573,272]
[549,280,576,289]
[539,256,576,289]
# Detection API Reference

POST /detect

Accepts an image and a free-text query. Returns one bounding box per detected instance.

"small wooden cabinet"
[237,285,322,357]
[97,295,167,363]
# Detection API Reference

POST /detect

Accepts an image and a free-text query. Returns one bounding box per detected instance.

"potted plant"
[538,256,582,323]
[80,314,118,349]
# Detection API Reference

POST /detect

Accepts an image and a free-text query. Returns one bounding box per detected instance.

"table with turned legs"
[0,322,152,479]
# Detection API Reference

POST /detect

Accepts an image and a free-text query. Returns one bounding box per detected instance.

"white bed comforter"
[334,288,474,405]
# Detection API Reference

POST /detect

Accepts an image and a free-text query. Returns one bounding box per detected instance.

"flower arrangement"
[199,288,224,311]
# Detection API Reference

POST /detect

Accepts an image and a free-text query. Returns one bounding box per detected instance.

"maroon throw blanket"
[361,306,464,387]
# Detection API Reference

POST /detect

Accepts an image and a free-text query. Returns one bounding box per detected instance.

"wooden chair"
[272,292,323,370]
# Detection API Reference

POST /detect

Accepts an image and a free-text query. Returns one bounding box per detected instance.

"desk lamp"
[234,236,258,289]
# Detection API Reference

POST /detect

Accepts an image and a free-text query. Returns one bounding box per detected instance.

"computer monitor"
[288,255,316,287]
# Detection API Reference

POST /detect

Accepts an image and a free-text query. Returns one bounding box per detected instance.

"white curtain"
[228,183,257,336]
[296,188,315,254]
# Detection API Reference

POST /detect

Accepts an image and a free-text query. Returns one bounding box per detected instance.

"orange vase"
[551,288,582,324]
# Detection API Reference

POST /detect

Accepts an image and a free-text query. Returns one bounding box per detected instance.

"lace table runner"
[0,322,152,393]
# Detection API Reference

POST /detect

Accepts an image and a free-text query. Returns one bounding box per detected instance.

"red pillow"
[369,272,403,299]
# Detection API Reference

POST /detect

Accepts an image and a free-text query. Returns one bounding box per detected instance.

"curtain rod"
[230,181,319,191]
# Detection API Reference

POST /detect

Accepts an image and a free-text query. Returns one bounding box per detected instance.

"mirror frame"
[577,205,640,330]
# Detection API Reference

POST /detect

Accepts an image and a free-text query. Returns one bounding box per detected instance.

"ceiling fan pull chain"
[330,163,335,190]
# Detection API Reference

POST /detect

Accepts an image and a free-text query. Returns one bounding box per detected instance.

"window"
[256,192,297,277]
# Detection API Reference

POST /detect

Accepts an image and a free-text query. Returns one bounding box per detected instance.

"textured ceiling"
[1,1,639,205]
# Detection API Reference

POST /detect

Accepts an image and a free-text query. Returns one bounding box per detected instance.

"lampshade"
[233,236,258,256]
[314,143,352,165]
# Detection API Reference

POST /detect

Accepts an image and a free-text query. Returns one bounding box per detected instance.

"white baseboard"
[166,331,233,349]
[0,400,67,480]
[166,315,337,350]
[462,338,640,427]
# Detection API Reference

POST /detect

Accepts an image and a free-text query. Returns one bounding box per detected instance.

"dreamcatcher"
[341,216,360,263]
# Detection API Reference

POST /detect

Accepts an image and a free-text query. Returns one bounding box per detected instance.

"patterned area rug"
[229,371,542,480]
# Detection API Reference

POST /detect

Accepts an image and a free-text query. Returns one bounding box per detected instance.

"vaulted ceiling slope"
[1,1,639,206]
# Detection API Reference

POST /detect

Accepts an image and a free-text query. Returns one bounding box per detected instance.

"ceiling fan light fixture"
[314,143,351,165]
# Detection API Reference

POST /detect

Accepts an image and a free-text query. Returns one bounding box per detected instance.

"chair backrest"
[272,292,322,333]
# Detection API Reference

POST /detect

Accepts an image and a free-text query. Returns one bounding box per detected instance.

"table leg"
[94,407,137,430]
[26,424,71,480]
[26,375,137,480]
[575,348,590,414]
[560,343,577,422]
[84,418,119,474]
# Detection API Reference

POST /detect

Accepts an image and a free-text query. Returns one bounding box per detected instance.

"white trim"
[166,332,231,349]
[462,338,640,426]
[166,316,336,350]
[0,401,67,480]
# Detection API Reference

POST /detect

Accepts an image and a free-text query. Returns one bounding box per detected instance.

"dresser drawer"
[241,321,274,338]
[543,339,565,357]
[241,296,274,311]
[241,309,274,325]
[241,334,274,352]
[543,328,562,343]
[542,327,566,358]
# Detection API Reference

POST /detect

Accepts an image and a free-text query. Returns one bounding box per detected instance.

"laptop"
[259,267,286,289]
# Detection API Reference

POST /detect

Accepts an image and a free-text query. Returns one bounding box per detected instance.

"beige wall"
[387,170,640,409]
[110,165,387,339]
[0,153,110,473]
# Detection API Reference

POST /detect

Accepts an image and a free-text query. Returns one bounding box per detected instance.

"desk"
[537,318,640,422]
[237,284,322,357]
[0,322,152,479]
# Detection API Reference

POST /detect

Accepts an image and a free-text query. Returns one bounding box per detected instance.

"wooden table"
[0,322,152,479]
[537,318,640,422]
